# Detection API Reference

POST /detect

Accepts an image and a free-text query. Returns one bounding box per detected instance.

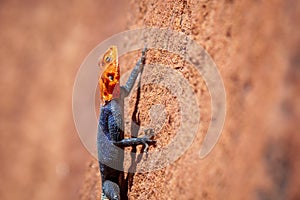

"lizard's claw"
[143,141,149,153]
[142,45,148,56]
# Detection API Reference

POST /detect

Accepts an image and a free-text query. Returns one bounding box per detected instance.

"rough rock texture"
[81,0,300,199]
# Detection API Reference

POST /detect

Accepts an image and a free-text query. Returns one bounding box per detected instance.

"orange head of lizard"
[98,46,120,104]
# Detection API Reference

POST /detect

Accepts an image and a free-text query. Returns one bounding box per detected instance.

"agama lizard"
[97,46,155,200]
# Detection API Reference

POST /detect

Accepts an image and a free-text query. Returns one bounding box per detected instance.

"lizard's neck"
[103,98,121,106]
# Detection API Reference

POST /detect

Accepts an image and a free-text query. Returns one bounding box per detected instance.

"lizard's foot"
[141,129,156,153]
[144,128,155,137]
[101,192,109,200]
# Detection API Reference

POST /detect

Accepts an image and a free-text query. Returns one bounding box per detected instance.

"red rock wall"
[81,0,300,199]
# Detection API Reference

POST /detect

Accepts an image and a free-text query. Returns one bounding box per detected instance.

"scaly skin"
[97,46,155,200]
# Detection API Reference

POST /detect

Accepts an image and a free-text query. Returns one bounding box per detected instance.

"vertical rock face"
[81,0,300,199]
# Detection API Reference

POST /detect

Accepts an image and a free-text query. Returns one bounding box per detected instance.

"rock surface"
[81,0,300,199]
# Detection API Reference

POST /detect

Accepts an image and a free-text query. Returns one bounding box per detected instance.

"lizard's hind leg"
[102,180,120,200]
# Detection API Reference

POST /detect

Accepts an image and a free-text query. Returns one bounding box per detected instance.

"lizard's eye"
[105,56,111,63]
[108,75,114,81]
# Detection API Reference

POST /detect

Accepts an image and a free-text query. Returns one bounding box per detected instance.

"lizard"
[97,46,155,200]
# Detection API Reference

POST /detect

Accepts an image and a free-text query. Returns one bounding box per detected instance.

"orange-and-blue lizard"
[97,46,155,200]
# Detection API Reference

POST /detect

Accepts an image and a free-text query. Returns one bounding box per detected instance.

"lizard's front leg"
[122,46,147,97]
[113,129,156,152]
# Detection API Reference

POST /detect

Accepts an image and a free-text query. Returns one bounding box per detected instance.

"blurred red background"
[0,1,129,199]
